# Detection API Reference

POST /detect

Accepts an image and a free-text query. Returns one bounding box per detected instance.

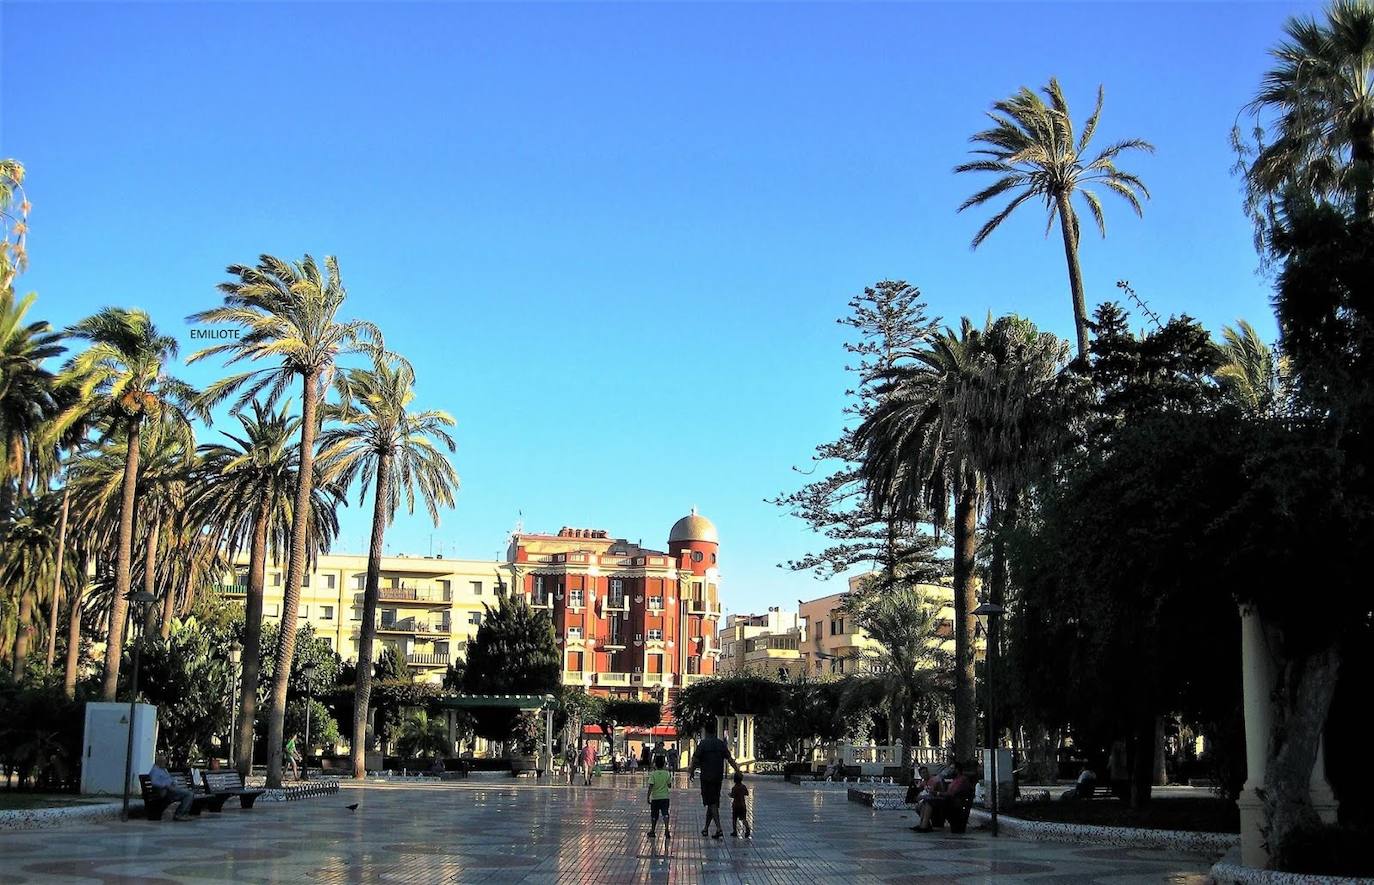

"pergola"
[435,693,558,772]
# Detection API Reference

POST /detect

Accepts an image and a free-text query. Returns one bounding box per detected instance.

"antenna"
[1116,280,1163,330]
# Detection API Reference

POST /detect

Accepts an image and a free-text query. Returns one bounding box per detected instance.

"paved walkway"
[0,776,1218,883]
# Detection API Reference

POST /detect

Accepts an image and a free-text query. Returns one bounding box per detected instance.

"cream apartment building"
[219,553,508,684]
[797,575,962,676]
[717,607,804,678]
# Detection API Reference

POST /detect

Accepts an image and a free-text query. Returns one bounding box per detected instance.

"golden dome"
[669,508,718,544]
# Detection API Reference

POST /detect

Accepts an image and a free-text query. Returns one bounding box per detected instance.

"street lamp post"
[228,641,243,766]
[972,601,1005,835]
[301,662,318,765]
[120,590,158,822]
[973,601,1006,838]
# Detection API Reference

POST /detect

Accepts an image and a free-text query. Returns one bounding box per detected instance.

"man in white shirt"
[148,754,195,821]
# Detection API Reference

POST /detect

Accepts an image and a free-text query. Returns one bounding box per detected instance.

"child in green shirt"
[646,754,672,841]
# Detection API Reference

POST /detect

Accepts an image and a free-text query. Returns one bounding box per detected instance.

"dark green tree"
[461,594,559,743]
[771,280,946,587]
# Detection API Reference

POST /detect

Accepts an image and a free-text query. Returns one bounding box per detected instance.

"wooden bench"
[176,772,235,812]
[138,774,217,820]
[202,770,266,809]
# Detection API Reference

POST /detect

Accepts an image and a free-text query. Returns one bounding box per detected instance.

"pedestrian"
[688,722,740,838]
[645,754,672,842]
[147,753,196,821]
[564,745,577,784]
[628,752,639,774]
[580,741,596,786]
[729,771,752,838]
[284,733,301,781]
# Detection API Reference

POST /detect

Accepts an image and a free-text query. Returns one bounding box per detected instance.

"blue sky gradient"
[2,1,1316,614]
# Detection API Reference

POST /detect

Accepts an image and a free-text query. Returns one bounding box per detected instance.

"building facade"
[797,576,961,676]
[219,553,507,684]
[506,510,722,702]
[717,607,804,678]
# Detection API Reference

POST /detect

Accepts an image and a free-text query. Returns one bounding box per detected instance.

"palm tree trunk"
[951,475,979,767]
[44,485,70,669]
[142,519,162,634]
[235,496,272,778]
[353,451,393,779]
[266,369,322,787]
[11,588,34,678]
[101,416,142,701]
[1055,192,1091,360]
[63,585,84,698]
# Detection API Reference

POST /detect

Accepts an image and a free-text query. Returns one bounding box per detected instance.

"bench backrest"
[203,770,247,792]
[137,774,155,799]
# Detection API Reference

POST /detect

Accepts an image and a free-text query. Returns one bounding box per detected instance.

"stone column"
[1238,605,1275,869]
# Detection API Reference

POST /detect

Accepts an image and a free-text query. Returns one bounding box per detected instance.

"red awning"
[583,725,677,738]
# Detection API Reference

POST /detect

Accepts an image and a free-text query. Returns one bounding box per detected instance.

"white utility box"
[80,702,158,795]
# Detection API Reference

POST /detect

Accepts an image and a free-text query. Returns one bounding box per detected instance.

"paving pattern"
[0,775,1220,883]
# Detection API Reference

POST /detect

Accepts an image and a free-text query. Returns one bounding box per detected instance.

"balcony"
[604,595,628,613]
[217,583,247,597]
[359,585,452,605]
[603,635,626,650]
[529,595,552,610]
[597,672,631,686]
[561,669,590,685]
[376,618,449,636]
[641,673,667,687]
[682,673,708,686]
[406,652,450,667]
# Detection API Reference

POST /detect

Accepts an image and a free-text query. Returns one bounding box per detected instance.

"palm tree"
[2,493,78,677]
[841,582,952,780]
[857,320,983,765]
[0,291,64,516]
[51,309,195,700]
[195,401,343,777]
[189,254,375,787]
[0,158,28,293]
[956,79,1153,358]
[1216,320,1287,415]
[1246,0,1374,220]
[317,351,458,779]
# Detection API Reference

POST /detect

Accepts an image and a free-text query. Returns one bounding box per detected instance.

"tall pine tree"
[771,280,948,596]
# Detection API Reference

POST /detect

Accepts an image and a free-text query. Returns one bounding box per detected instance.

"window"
[468,612,482,626]
[569,589,584,608]
[266,603,280,617]
[353,575,365,590]
[350,607,362,621]
[324,574,336,590]
[534,576,545,603]
[470,581,482,596]
[301,574,310,588]
[298,605,308,618]
[272,572,282,587]
[322,637,333,650]
[381,610,397,628]
[321,605,334,620]
[438,579,451,596]
[568,626,582,640]
[635,632,643,642]
[648,628,663,641]
[648,596,663,610]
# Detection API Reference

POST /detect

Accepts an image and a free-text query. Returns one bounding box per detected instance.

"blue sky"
[2,1,1315,615]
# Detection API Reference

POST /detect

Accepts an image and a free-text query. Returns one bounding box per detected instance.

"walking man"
[688,722,740,838]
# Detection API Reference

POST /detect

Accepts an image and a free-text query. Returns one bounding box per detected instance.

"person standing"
[645,754,672,842]
[284,733,301,781]
[688,722,740,838]
[580,740,596,786]
[729,771,752,838]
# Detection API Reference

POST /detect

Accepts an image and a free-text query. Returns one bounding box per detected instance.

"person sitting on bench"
[148,754,195,821]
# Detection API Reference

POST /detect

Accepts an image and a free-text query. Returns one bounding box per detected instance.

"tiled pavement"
[0,775,1219,883]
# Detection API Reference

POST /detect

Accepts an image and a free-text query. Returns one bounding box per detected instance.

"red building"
[506,510,723,704]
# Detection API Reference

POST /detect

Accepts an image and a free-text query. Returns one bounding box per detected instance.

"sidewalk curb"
[0,800,141,831]
[967,808,1239,853]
